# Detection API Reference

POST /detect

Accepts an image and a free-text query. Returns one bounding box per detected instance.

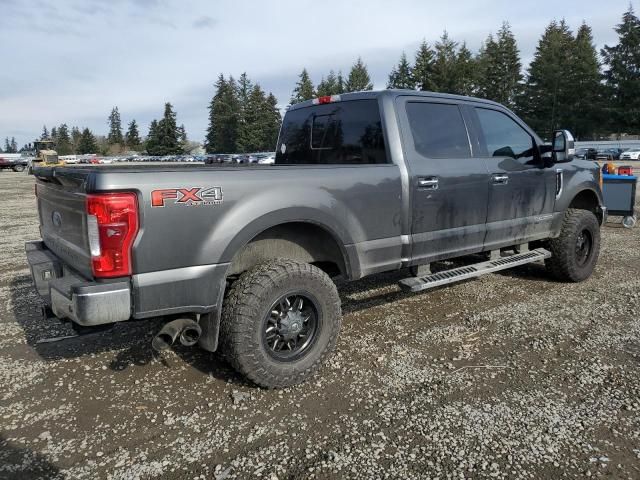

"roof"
[287,89,504,111]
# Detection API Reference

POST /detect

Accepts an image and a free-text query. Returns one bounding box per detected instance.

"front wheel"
[545,208,601,282]
[12,164,25,172]
[219,259,341,388]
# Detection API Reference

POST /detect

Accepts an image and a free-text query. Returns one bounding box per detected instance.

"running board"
[399,248,551,293]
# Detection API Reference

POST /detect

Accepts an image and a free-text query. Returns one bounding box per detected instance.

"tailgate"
[35,173,93,278]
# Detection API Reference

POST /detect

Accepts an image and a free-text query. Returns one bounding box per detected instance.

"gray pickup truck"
[27,90,606,387]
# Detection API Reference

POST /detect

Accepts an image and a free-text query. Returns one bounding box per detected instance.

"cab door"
[396,97,489,265]
[468,106,557,250]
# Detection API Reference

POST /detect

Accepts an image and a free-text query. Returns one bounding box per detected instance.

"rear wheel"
[545,208,600,282]
[219,259,341,388]
[12,164,25,172]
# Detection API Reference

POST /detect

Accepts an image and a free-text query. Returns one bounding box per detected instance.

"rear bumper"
[25,241,131,326]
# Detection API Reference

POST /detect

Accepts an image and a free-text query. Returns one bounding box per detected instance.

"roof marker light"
[312,95,341,105]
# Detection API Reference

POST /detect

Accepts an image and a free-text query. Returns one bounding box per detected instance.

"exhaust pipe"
[152,318,202,351]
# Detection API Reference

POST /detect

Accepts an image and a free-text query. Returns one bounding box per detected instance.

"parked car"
[257,153,275,165]
[575,147,598,160]
[620,149,640,160]
[0,154,28,172]
[596,148,625,161]
[27,90,606,388]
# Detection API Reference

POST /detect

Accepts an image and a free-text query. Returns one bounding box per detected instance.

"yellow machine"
[29,140,63,173]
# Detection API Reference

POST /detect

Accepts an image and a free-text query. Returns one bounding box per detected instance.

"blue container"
[602,174,637,217]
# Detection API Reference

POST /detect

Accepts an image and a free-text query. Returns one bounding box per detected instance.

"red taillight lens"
[312,95,341,105]
[86,192,139,278]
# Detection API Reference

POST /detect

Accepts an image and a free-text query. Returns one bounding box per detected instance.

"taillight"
[86,192,139,278]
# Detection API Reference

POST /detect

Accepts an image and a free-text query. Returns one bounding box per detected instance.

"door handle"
[418,177,439,189]
[492,174,509,185]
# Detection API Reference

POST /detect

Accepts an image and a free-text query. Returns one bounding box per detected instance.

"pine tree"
[569,23,604,139]
[454,42,476,95]
[317,70,340,96]
[178,124,187,142]
[71,127,82,153]
[413,41,437,91]
[107,107,123,146]
[50,127,58,142]
[290,69,315,104]
[145,120,160,154]
[387,52,414,89]
[56,124,72,155]
[432,31,459,93]
[41,126,49,140]
[77,128,98,154]
[477,23,523,109]
[124,120,141,150]
[239,85,268,152]
[518,20,575,137]
[3,138,10,152]
[205,74,241,153]
[154,102,183,155]
[263,93,282,151]
[336,71,345,94]
[345,57,373,92]
[601,6,640,135]
[9,137,18,153]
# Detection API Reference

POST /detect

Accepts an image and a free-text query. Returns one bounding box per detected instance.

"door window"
[475,108,536,162]
[405,102,471,158]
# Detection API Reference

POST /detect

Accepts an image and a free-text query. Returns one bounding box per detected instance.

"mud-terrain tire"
[219,259,341,388]
[545,208,600,282]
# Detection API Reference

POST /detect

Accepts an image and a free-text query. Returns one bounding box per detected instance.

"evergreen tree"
[4,138,10,153]
[205,74,241,153]
[178,124,187,142]
[153,102,183,155]
[41,125,49,140]
[107,107,124,145]
[124,120,141,150]
[10,137,18,153]
[50,127,58,142]
[263,93,282,150]
[145,120,160,154]
[77,128,98,154]
[477,23,523,109]
[387,52,414,89]
[569,23,604,139]
[345,57,373,92]
[432,31,460,93]
[56,124,72,155]
[454,42,476,95]
[336,71,345,94]
[601,6,640,134]
[317,70,341,96]
[71,127,82,153]
[518,20,575,137]
[413,41,437,91]
[239,85,268,152]
[290,68,315,104]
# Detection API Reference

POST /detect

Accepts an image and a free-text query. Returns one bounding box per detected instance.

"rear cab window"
[276,99,387,165]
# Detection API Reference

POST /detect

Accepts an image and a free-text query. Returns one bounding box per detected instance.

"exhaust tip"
[152,332,174,351]
[179,325,202,347]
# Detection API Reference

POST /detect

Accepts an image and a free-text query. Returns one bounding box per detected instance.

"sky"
[0,0,634,148]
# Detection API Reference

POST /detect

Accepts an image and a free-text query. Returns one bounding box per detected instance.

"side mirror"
[552,130,575,163]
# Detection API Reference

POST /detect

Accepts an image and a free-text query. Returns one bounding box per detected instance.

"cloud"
[192,15,216,29]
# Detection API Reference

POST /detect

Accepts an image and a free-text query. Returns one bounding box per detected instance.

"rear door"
[396,97,489,264]
[469,106,557,249]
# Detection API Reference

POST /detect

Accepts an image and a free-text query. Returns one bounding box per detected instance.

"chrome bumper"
[25,241,131,326]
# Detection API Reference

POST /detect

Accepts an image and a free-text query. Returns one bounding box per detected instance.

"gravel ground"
[1,171,639,480]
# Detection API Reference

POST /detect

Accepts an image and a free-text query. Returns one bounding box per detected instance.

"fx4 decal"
[151,187,223,207]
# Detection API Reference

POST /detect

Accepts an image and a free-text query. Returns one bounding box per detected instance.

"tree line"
[288,7,640,140]
[31,103,190,156]
[205,73,282,153]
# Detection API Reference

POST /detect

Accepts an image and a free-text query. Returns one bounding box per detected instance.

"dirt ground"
[1,171,639,480]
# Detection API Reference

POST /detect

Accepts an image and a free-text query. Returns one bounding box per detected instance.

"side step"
[399,248,551,293]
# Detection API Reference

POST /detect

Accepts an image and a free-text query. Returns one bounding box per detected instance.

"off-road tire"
[219,259,341,388]
[545,208,600,282]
